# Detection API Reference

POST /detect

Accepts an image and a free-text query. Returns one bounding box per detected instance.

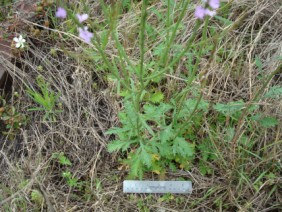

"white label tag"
[123,180,192,194]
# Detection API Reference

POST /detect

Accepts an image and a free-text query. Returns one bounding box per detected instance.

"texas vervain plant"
[53,0,282,180]
[99,0,220,178]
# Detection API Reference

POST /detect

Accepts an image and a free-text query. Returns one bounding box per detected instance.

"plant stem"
[160,0,190,67]
[145,20,201,83]
[91,33,131,91]
[174,18,209,119]
[139,0,148,90]
[134,0,149,145]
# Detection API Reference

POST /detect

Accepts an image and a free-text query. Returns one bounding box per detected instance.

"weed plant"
[52,0,281,179]
[26,76,61,121]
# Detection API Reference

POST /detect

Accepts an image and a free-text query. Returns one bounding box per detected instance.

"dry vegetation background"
[0,0,281,211]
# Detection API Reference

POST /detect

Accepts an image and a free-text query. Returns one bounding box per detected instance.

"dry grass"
[0,0,281,211]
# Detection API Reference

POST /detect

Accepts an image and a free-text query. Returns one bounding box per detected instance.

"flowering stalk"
[139,0,148,90]
[144,20,201,82]
[78,27,93,44]
[55,7,93,44]
[55,7,67,19]
[160,0,191,68]
[76,13,89,23]
[174,18,209,110]
[195,0,220,19]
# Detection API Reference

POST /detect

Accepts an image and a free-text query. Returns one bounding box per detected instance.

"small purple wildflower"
[195,0,220,20]
[205,9,216,17]
[209,0,220,9]
[78,27,93,44]
[56,7,67,19]
[76,13,89,23]
[195,6,206,19]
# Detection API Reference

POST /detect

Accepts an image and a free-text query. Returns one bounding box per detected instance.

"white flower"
[13,35,26,49]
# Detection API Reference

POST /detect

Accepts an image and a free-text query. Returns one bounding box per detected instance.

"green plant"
[51,0,224,179]
[0,97,26,140]
[62,171,81,188]
[158,193,174,203]
[107,97,209,178]
[99,0,236,179]
[53,0,281,187]
[0,0,14,21]
[52,152,72,166]
[52,152,83,189]
[31,189,44,207]
[27,76,61,121]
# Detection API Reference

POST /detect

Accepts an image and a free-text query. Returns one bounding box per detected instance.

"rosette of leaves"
[107,98,209,179]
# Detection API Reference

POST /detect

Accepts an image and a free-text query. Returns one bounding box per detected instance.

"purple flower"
[78,27,93,44]
[56,7,67,19]
[76,13,89,23]
[195,6,206,19]
[209,0,220,9]
[205,9,216,17]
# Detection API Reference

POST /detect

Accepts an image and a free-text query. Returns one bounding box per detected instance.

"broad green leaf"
[119,89,130,97]
[122,0,131,9]
[169,163,177,172]
[198,143,210,161]
[255,56,263,72]
[106,127,129,135]
[264,86,282,99]
[130,154,143,179]
[139,117,155,136]
[172,137,194,157]
[107,140,133,152]
[148,91,164,103]
[224,127,235,142]
[153,43,165,56]
[160,124,174,143]
[143,103,172,124]
[152,162,163,174]
[259,116,279,128]
[213,100,245,116]
[215,16,233,25]
[158,142,172,157]
[141,148,152,168]
[124,101,138,123]
[199,161,213,176]
[180,99,209,116]
[251,115,279,128]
